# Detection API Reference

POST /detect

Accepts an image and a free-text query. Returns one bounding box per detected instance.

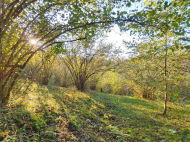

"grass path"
[0,84,190,141]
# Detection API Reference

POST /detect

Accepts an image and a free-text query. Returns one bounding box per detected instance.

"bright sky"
[104,0,145,57]
[105,25,140,47]
[104,25,141,58]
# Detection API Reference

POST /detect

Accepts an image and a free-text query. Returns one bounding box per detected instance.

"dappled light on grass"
[1,84,112,141]
[23,86,61,114]
[1,83,190,141]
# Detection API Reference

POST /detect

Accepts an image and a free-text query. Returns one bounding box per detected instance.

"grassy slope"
[0,83,190,142]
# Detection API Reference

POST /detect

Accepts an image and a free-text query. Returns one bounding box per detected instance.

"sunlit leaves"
[52,44,66,54]
[170,92,179,102]
[132,0,189,51]
[177,18,182,24]
[172,22,179,27]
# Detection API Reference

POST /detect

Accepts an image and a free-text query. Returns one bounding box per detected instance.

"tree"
[0,0,145,103]
[59,41,114,91]
[127,0,189,115]
[121,31,190,115]
[53,57,71,87]
[39,50,55,85]
[119,41,163,99]
[0,0,5,104]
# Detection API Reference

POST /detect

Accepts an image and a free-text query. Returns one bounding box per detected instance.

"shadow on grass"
[90,91,190,141]
[0,85,78,141]
[90,91,158,112]
[1,86,189,142]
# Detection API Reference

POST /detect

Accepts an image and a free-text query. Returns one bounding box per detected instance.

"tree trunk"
[75,78,85,91]
[163,34,168,115]
[1,92,10,104]
[62,74,67,87]
[40,54,52,85]
[101,88,103,92]
[80,82,85,91]
[0,0,4,104]
[0,82,11,104]
[41,77,49,85]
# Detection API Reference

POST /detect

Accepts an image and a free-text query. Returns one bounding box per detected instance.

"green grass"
[0,83,190,141]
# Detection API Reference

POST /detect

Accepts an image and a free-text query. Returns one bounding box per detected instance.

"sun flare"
[30,39,37,45]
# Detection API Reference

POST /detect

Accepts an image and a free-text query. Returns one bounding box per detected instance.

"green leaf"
[173,31,184,36]
[177,18,182,24]
[85,33,89,37]
[52,46,66,54]
[56,43,63,48]
[172,22,178,27]
[179,37,189,41]
[187,18,190,26]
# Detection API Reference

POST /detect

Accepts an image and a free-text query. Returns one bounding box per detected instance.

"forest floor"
[0,83,190,142]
